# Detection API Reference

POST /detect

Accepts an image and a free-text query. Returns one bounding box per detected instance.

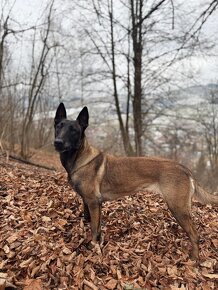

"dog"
[54,103,218,260]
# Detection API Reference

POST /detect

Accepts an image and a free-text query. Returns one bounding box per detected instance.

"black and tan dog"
[54,103,218,260]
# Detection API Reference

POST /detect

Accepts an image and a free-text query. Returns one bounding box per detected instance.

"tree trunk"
[131,0,143,155]
[109,0,134,156]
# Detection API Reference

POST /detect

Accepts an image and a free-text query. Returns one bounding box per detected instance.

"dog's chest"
[68,174,83,197]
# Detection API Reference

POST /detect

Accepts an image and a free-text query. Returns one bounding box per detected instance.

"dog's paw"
[90,241,102,255]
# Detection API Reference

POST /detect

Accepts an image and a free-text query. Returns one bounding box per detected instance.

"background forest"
[0,0,218,189]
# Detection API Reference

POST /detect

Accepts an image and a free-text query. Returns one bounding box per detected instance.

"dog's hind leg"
[164,195,199,260]
[168,205,199,260]
[160,174,199,260]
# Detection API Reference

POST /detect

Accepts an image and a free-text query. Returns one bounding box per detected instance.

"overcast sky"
[2,0,218,85]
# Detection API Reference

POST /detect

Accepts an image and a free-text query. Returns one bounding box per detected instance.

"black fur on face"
[54,103,89,153]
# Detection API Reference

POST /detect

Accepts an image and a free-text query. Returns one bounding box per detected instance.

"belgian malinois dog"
[54,103,218,260]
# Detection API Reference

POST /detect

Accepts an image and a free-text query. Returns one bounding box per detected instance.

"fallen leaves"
[0,272,16,290]
[0,154,217,289]
[23,279,43,290]
[0,273,7,290]
[202,272,218,279]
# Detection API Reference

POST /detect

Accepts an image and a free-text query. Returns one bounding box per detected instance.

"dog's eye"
[70,126,76,133]
[58,122,63,129]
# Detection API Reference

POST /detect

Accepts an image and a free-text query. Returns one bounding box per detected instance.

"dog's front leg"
[88,199,102,243]
[83,200,91,222]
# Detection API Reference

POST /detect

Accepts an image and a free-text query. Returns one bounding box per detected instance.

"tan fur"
[68,138,218,260]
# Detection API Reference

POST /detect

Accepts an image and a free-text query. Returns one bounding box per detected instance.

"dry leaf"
[62,247,72,255]
[83,279,98,290]
[20,257,34,268]
[202,273,218,279]
[212,239,218,248]
[105,278,117,289]
[31,265,41,277]
[0,279,6,290]
[57,219,68,227]
[0,273,7,280]
[23,279,43,290]
[7,234,18,244]
[42,216,51,222]
[3,245,10,254]
[170,286,186,290]
[200,260,214,268]
[167,266,178,277]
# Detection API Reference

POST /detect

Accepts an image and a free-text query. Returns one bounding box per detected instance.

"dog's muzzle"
[54,139,64,151]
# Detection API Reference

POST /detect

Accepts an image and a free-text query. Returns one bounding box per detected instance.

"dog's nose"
[54,139,64,150]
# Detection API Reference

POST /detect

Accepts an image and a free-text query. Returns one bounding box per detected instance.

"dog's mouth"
[55,147,71,153]
[55,146,72,153]
[54,140,71,153]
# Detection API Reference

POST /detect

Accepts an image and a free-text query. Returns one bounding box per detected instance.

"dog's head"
[54,103,89,153]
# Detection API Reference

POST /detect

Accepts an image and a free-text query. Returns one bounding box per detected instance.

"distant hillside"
[173,83,218,106]
[42,83,218,123]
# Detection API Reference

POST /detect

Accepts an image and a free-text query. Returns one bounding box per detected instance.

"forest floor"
[0,151,217,290]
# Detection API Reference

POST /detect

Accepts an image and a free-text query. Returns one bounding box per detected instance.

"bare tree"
[197,88,218,173]
[1,0,218,164]
[0,1,34,152]
[20,0,58,158]
[79,0,204,156]
[108,0,134,155]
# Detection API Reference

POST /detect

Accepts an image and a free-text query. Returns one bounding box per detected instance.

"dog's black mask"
[54,103,89,153]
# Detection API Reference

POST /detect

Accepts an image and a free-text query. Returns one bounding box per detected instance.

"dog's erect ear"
[77,106,89,129]
[54,103,67,126]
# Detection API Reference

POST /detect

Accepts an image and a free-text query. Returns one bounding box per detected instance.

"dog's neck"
[59,148,79,174]
[59,136,100,175]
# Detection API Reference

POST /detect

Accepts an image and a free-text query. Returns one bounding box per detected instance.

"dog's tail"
[193,179,218,205]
